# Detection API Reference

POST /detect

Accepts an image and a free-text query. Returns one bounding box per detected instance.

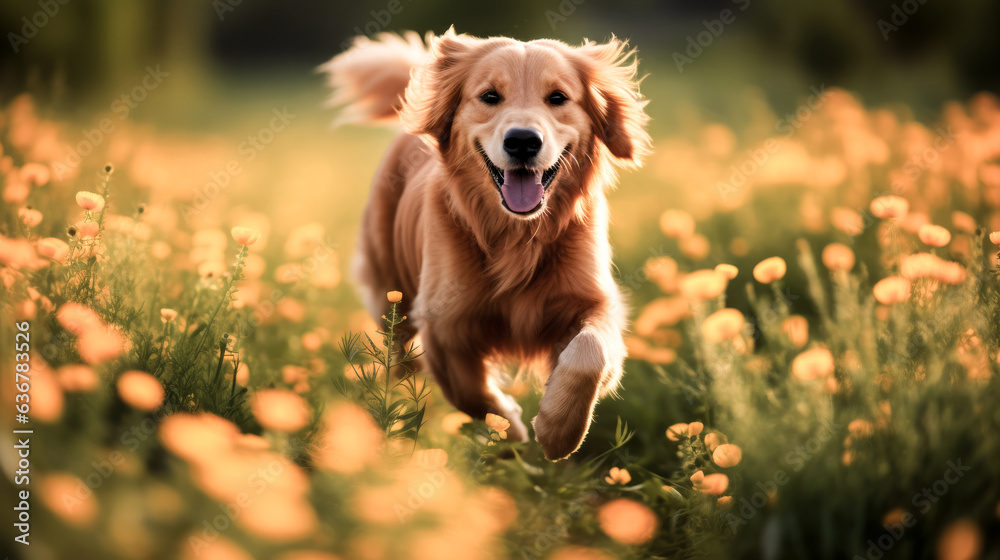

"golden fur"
[322,29,651,460]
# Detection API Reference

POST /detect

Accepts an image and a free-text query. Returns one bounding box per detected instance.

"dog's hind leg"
[421,329,528,442]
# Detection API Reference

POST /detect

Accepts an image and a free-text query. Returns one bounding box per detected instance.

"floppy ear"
[399,28,480,151]
[574,38,652,166]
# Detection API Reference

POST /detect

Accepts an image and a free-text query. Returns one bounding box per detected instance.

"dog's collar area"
[476,142,569,216]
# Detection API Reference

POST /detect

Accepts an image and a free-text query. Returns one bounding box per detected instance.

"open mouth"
[477,142,567,215]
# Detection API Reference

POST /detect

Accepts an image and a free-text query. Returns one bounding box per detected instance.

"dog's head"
[401,30,651,220]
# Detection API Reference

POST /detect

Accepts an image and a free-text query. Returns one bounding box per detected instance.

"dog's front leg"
[532,314,626,461]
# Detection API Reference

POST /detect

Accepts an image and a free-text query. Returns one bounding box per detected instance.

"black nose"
[503,128,543,161]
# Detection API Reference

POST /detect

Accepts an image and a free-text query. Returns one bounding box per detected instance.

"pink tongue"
[500,170,544,213]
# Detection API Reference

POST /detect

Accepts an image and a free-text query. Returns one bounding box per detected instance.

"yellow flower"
[753,257,787,284]
[485,413,510,439]
[231,226,260,247]
[604,466,632,485]
[387,290,403,303]
[75,191,105,212]
[160,308,178,322]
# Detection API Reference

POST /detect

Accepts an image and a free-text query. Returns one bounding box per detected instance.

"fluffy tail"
[318,31,429,126]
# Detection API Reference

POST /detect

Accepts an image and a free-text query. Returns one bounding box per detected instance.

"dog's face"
[402,32,650,220]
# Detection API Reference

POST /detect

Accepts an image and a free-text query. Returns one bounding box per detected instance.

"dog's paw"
[531,373,601,460]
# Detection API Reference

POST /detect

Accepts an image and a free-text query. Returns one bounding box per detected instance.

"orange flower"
[37,237,69,261]
[56,364,98,392]
[714,263,738,280]
[873,277,911,305]
[717,496,734,509]
[76,221,100,238]
[645,256,679,292]
[312,402,383,474]
[197,260,227,279]
[387,290,403,303]
[57,303,101,335]
[251,389,311,432]
[782,315,809,348]
[77,326,125,364]
[848,419,874,438]
[21,162,51,186]
[691,470,729,495]
[917,224,951,247]
[704,432,724,451]
[231,226,260,247]
[549,547,615,560]
[713,444,742,468]
[485,413,510,439]
[687,421,704,436]
[753,257,786,284]
[937,519,982,560]
[441,411,472,434]
[160,413,239,463]
[117,371,165,411]
[75,191,105,212]
[605,466,632,485]
[679,234,710,260]
[989,232,1000,246]
[702,308,744,342]
[39,473,98,526]
[659,209,695,239]
[180,537,254,560]
[870,195,908,219]
[666,423,689,441]
[791,347,835,380]
[821,243,855,272]
[832,207,864,236]
[597,498,658,545]
[18,207,42,227]
[951,212,977,234]
[900,253,966,284]
[679,269,728,300]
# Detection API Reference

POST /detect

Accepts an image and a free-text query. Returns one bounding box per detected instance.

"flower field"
[2,87,1000,560]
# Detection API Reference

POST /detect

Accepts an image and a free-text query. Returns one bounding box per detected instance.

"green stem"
[383,302,397,427]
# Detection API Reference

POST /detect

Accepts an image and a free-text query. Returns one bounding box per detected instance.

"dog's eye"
[548,91,568,106]
[480,90,501,105]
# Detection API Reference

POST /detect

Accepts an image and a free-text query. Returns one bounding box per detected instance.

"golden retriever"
[322,29,650,460]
